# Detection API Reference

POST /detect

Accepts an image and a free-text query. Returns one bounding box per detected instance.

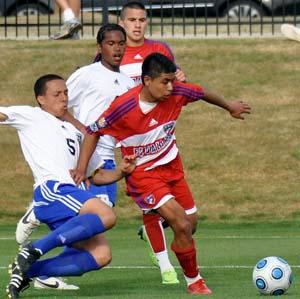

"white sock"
[63,8,75,22]
[184,273,202,286]
[155,250,174,273]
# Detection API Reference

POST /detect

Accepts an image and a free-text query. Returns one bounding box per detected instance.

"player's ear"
[96,43,102,54]
[143,76,151,87]
[36,95,45,106]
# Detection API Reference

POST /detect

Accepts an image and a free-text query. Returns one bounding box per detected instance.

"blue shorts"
[34,180,95,230]
[34,160,117,230]
[88,159,117,207]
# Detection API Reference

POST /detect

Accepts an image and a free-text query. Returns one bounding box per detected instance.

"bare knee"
[91,246,112,267]
[188,213,198,234]
[80,198,117,229]
[173,217,192,237]
[99,208,117,230]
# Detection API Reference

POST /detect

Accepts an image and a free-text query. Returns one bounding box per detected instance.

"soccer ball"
[252,256,293,295]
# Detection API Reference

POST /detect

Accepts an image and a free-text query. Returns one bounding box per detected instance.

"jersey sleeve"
[173,81,205,106]
[85,97,123,140]
[86,92,137,141]
[0,106,34,130]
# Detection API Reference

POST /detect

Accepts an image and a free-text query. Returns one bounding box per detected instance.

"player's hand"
[175,69,187,82]
[84,178,91,189]
[70,168,86,185]
[120,155,136,176]
[228,101,251,120]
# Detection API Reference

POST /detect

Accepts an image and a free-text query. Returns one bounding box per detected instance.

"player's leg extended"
[8,182,115,281]
[30,196,116,259]
[7,191,115,298]
[15,204,81,291]
[157,199,212,295]
[26,233,110,279]
[7,235,109,297]
[31,176,117,292]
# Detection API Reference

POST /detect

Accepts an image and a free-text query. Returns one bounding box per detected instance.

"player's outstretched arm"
[0,112,8,122]
[202,87,251,120]
[70,133,99,185]
[91,155,136,185]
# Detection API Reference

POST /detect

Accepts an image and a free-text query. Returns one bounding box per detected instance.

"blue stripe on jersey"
[172,85,204,101]
[106,97,136,124]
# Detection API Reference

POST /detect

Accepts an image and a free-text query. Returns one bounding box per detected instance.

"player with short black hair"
[2,74,135,299]
[117,1,186,284]
[15,23,134,291]
[71,52,251,295]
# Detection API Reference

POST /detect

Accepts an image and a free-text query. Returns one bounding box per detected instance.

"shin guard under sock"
[171,239,199,278]
[143,213,166,253]
[27,247,100,278]
[33,214,105,254]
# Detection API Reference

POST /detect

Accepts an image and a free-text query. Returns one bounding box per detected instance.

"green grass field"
[0,222,299,298]
[0,38,299,298]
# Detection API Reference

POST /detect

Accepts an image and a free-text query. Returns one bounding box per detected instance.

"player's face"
[37,79,68,118]
[119,8,147,46]
[98,30,126,71]
[144,73,176,102]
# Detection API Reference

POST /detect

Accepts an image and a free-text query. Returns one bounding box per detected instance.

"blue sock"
[33,214,105,254]
[37,247,79,280]
[27,247,100,278]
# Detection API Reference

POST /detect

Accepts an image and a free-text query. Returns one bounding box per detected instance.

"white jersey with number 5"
[0,106,81,188]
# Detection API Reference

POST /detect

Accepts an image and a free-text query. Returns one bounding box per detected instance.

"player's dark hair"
[93,23,126,63]
[141,53,176,84]
[34,74,64,99]
[120,1,147,20]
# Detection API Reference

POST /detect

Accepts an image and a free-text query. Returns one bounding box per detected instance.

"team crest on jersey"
[145,194,156,205]
[163,121,175,134]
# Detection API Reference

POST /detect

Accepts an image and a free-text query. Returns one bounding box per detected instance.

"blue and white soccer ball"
[252,256,293,296]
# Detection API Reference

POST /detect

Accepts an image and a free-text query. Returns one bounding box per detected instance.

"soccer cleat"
[161,268,179,284]
[281,24,300,42]
[137,225,159,268]
[52,18,82,40]
[34,276,79,290]
[6,262,32,299]
[16,202,40,245]
[188,279,213,295]
[16,243,42,275]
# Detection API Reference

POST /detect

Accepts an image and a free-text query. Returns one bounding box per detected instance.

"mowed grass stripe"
[2,235,300,240]
[1,224,299,298]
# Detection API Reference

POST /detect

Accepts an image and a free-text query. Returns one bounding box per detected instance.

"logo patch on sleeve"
[97,117,107,128]
[87,117,108,133]
[87,122,100,133]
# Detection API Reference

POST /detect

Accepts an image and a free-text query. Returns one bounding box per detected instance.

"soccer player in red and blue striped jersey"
[72,53,251,295]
